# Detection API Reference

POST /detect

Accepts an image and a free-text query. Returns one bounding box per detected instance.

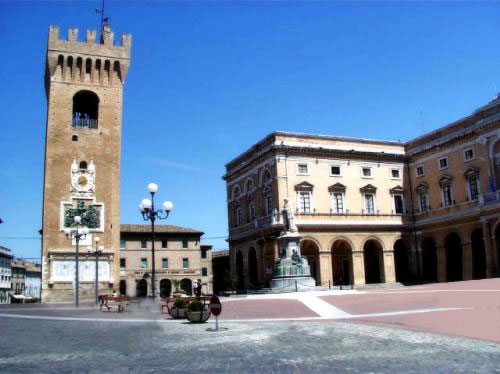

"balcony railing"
[479,191,500,207]
[72,118,98,129]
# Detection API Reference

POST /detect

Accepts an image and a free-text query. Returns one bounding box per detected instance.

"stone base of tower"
[41,283,113,303]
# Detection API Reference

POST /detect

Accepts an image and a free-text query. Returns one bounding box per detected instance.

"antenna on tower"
[95,0,111,34]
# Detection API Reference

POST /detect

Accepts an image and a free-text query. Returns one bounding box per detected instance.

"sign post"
[208,295,222,332]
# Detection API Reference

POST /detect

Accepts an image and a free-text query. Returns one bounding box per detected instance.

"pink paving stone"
[218,298,319,320]
[346,308,500,343]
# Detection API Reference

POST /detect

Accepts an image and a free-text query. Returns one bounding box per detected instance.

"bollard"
[329,280,331,289]
[295,280,298,292]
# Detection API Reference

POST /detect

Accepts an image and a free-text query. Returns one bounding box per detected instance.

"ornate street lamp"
[64,215,89,308]
[139,183,173,299]
[87,236,104,305]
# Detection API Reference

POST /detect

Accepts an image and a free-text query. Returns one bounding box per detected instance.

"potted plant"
[186,300,211,323]
[168,298,189,319]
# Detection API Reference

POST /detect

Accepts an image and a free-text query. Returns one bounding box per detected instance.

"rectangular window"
[182,239,188,249]
[442,185,453,207]
[364,194,375,214]
[141,240,147,249]
[394,195,404,214]
[162,258,168,269]
[266,196,273,216]
[331,193,344,213]
[361,167,372,178]
[120,239,126,249]
[202,267,208,276]
[464,148,475,161]
[469,178,479,200]
[140,258,147,270]
[391,169,400,179]
[161,240,168,248]
[182,258,189,269]
[120,258,126,269]
[419,193,428,212]
[330,165,341,176]
[299,192,311,213]
[201,249,207,259]
[438,157,448,170]
[416,166,424,177]
[297,163,309,175]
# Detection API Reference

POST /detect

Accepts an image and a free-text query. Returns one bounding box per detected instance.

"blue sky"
[1,1,499,259]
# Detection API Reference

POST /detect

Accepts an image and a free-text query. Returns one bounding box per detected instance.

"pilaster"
[352,250,365,285]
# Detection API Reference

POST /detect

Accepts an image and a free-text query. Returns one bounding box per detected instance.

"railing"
[479,191,500,207]
[72,118,98,129]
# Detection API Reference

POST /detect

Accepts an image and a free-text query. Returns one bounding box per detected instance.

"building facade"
[0,246,13,303]
[41,25,132,302]
[224,96,500,289]
[119,224,213,297]
[25,262,42,299]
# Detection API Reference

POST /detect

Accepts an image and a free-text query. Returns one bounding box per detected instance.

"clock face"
[71,171,94,192]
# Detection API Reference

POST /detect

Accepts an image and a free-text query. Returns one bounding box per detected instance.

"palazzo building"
[0,246,13,303]
[224,96,500,289]
[119,224,213,297]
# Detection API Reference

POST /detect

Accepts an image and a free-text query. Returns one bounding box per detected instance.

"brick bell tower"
[41,24,131,302]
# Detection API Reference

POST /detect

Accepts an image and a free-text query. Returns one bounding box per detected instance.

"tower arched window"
[72,90,99,129]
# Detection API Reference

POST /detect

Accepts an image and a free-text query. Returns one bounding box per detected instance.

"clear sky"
[0,0,499,259]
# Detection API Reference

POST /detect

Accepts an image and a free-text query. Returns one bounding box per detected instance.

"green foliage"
[189,300,205,312]
[173,299,188,308]
[64,201,100,228]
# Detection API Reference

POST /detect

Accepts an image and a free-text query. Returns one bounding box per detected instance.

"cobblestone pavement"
[1,317,499,374]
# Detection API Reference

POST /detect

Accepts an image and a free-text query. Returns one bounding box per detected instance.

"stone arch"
[393,238,411,282]
[159,279,172,298]
[259,167,272,186]
[331,239,354,285]
[232,185,241,200]
[471,228,487,280]
[361,236,386,251]
[119,280,127,296]
[244,178,255,194]
[136,279,147,297]
[421,237,438,282]
[72,90,99,128]
[300,238,320,284]
[235,250,244,290]
[444,232,463,282]
[248,247,258,288]
[180,278,193,296]
[363,239,385,284]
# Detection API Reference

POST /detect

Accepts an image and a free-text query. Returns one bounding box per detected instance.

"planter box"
[186,310,211,323]
[168,307,188,319]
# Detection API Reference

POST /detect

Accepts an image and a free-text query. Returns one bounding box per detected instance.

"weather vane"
[95,0,111,32]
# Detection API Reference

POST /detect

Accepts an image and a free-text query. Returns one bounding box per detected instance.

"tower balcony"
[72,118,98,129]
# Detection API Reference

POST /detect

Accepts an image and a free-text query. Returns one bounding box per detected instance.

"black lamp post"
[139,183,173,299]
[87,237,104,305]
[64,215,89,308]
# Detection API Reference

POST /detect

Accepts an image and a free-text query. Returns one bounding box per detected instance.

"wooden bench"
[100,296,131,312]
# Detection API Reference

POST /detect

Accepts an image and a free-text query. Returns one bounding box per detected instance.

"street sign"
[209,295,222,316]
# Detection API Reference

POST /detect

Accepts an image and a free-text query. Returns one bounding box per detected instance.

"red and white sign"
[209,295,222,316]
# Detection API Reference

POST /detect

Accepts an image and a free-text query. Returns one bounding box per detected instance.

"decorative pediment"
[389,185,405,194]
[295,181,314,191]
[464,167,480,179]
[360,184,377,193]
[415,182,429,193]
[328,183,346,192]
[439,174,453,186]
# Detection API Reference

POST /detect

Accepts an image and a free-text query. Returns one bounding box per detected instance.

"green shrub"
[173,299,188,308]
[189,300,205,312]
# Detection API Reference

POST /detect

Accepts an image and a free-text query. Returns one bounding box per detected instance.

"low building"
[119,224,213,297]
[0,246,13,303]
[11,260,26,297]
[24,262,42,299]
[223,96,500,289]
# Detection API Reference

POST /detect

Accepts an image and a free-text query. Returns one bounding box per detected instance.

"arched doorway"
[471,228,486,280]
[235,250,244,290]
[248,247,258,289]
[136,279,147,297]
[160,279,172,298]
[119,280,127,296]
[180,278,192,296]
[421,237,438,282]
[331,240,353,285]
[394,239,410,282]
[445,233,463,282]
[364,239,384,284]
[300,239,320,284]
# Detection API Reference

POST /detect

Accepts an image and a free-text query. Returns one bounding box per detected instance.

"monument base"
[271,276,316,291]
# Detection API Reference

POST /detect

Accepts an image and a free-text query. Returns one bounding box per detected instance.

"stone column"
[383,250,396,283]
[462,241,472,281]
[436,246,446,282]
[319,252,332,287]
[352,250,365,285]
[482,220,495,277]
